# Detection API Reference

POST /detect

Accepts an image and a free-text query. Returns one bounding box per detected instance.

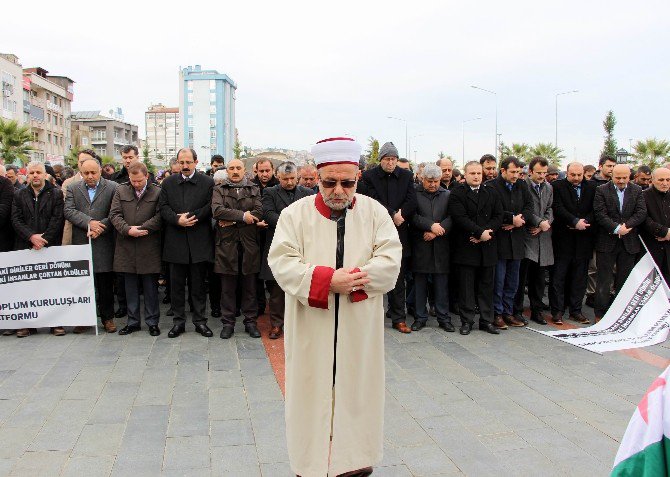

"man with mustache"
[268,137,401,477]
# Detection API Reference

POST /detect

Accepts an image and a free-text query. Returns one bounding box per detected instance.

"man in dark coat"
[111,145,156,185]
[410,164,453,332]
[212,159,263,339]
[260,162,315,339]
[448,161,503,335]
[593,164,647,320]
[641,167,670,281]
[485,156,533,329]
[159,148,215,338]
[110,160,163,336]
[252,158,279,316]
[64,158,118,333]
[550,162,597,324]
[437,158,459,190]
[358,141,417,333]
[0,173,14,252]
[11,161,64,337]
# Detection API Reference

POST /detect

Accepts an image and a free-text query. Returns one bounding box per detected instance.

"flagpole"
[638,236,670,295]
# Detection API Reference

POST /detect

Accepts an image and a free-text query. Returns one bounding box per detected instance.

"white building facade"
[179,65,236,165]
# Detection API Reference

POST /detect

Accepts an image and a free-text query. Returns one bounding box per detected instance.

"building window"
[187,118,193,127]
[210,118,216,127]
[187,92,193,102]
[209,80,215,90]
[53,115,58,126]
[210,92,216,102]
[210,129,216,139]
[209,105,216,114]
[187,81,193,91]
[82,137,89,146]
[47,113,51,122]
[47,133,51,142]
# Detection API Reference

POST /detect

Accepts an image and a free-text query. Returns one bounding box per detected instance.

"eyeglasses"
[320,179,357,189]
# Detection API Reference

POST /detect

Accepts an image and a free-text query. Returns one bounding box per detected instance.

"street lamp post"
[409,133,424,161]
[555,90,578,148]
[471,85,497,158]
[462,117,482,167]
[387,116,408,160]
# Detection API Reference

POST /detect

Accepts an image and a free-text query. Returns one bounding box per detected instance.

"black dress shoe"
[459,323,473,335]
[211,309,222,318]
[194,323,213,337]
[478,322,501,335]
[514,313,529,325]
[220,326,234,339]
[244,323,261,338]
[148,325,160,336]
[167,324,185,338]
[114,308,127,318]
[439,322,455,332]
[410,321,426,331]
[530,314,548,325]
[118,325,141,335]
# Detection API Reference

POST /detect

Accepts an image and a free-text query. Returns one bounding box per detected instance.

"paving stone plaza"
[0,300,665,476]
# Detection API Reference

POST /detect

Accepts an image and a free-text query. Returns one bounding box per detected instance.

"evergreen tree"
[602,110,617,158]
[366,137,380,164]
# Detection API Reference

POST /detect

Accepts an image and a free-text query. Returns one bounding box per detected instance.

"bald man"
[641,168,670,282]
[593,164,647,321]
[64,158,119,333]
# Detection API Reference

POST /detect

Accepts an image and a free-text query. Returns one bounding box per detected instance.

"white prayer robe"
[268,192,402,476]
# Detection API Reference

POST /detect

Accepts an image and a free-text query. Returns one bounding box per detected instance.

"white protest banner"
[0,244,97,328]
[528,253,670,353]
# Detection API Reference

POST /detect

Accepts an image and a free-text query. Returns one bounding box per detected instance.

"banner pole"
[639,236,670,296]
[89,224,99,337]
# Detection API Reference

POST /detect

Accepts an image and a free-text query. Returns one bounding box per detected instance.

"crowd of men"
[0,141,669,339]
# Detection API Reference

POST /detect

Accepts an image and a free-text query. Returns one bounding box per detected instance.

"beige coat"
[268,193,401,477]
[60,173,82,245]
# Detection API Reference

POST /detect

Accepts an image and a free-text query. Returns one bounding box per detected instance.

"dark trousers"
[550,255,589,315]
[125,273,160,327]
[493,258,521,316]
[208,265,221,312]
[169,261,208,326]
[387,257,408,324]
[115,272,127,310]
[267,280,285,328]
[221,273,257,326]
[257,279,269,316]
[414,273,450,324]
[94,272,115,323]
[514,259,547,316]
[595,245,637,316]
[458,265,495,325]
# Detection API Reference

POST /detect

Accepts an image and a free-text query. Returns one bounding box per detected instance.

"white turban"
[311,137,361,169]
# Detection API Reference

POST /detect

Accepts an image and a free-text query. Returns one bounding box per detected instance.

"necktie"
[506,183,513,192]
[534,184,540,195]
[136,190,142,200]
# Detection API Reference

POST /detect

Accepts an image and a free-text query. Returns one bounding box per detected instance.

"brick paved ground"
[0,297,666,476]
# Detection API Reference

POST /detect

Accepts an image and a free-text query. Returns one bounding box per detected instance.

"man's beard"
[320,188,353,210]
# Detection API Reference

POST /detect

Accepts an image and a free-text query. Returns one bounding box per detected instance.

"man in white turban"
[268,137,402,476]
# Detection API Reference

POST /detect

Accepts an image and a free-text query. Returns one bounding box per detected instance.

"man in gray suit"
[260,161,315,339]
[513,156,554,325]
[64,158,118,333]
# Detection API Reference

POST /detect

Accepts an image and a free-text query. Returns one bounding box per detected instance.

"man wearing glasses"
[358,142,417,333]
[268,137,401,477]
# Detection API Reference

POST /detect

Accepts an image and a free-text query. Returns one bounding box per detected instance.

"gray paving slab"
[0,295,666,476]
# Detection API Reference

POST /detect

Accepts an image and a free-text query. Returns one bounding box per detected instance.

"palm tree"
[633,138,670,169]
[530,142,566,167]
[0,119,33,165]
[499,142,532,163]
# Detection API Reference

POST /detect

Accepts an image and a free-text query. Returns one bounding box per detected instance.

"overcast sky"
[5,0,669,166]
